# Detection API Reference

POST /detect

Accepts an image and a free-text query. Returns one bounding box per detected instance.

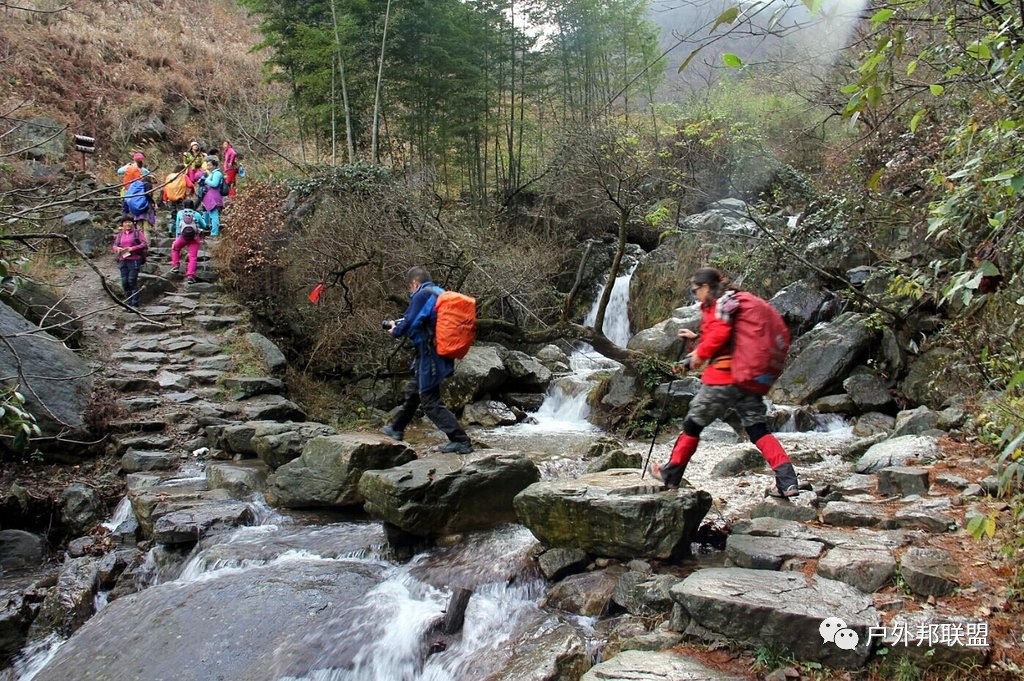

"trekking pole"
[641,341,692,479]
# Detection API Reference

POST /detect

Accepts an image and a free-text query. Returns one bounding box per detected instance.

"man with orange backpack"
[381,266,473,453]
[650,267,801,498]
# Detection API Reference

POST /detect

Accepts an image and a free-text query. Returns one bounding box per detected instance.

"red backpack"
[718,291,790,395]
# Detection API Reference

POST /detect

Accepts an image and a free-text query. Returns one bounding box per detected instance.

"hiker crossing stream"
[3,240,988,680]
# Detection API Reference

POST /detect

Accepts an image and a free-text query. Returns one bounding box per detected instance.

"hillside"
[0,0,279,178]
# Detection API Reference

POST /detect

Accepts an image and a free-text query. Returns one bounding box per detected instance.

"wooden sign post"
[72,133,95,170]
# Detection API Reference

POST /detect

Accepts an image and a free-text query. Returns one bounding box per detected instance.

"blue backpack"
[124,179,149,215]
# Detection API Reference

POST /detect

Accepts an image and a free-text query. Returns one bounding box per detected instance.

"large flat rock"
[581,650,744,680]
[670,568,878,667]
[514,469,712,560]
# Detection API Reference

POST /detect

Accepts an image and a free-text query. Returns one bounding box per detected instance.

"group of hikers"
[379,265,801,498]
[114,140,243,306]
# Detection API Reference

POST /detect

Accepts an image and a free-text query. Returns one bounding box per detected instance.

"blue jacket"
[390,281,454,392]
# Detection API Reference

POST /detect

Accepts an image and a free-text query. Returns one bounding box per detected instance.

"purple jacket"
[113,228,147,262]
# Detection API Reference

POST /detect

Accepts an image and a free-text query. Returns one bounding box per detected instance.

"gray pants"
[391,378,469,443]
[687,384,768,428]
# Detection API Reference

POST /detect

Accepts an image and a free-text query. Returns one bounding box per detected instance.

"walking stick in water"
[641,342,692,479]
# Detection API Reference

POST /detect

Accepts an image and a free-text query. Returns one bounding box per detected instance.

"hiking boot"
[186,277,196,285]
[439,440,472,454]
[649,461,684,489]
[381,425,404,441]
[765,483,800,499]
[170,266,180,274]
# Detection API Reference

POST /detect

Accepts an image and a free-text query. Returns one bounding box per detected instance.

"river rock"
[581,650,744,681]
[843,371,893,411]
[902,346,967,408]
[611,571,678,617]
[442,345,508,410]
[854,435,938,473]
[771,312,875,404]
[670,568,877,667]
[486,622,590,681]
[626,308,701,361]
[59,483,105,535]
[601,371,640,409]
[748,497,818,522]
[537,548,589,581]
[513,469,713,560]
[900,547,959,597]
[33,561,385,681]
[816,546,896,593]
[710,445,766,477]
[768,280,837,333]
[153,501,257,545]
[252,421,338,469]
[361,452,540,536]
[0,580,32,661]
[266,433,416,509]
[129,480,234,539]
[28,556,99,638]
[463,399,518,427]
[239,394,306,422]
[584,448,642,473]
[724,534,824,570]
[206,460,269,498]
[893,405,941,437]
[545,566,626,616]
[501,392,546,412]
[853,411,895,437]
[503,350,553,391]
[0,300,94,447]
[120,449,177,473]
[0,529,46,576]
[536,344,570,372]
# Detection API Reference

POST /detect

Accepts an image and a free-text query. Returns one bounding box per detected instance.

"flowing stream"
[8,263,862,680]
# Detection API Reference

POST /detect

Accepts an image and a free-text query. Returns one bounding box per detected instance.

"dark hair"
[405,266,431,286]
[209,159,219,167]
[208,148,218,155]
[691,267,726,298]
[183,199,195,210]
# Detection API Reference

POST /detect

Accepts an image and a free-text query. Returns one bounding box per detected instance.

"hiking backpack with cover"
[179,211,198,242]
[717,291,790,395]
[430,286,477,359]
[124,179,149,215]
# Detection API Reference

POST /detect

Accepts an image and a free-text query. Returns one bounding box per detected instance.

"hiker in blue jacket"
[381,266,472,453]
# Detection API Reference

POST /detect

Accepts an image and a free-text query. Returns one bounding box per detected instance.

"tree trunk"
[591,206,628,339]
[371,0,393,164]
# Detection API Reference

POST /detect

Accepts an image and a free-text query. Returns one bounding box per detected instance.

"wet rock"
[251,421,338,469]
[67,536,97,558]
[877,466,929,497]
[442,345,508,410]
[0,529,46,576]
[600,624,684,659]
[514,470,712,560]
[626,309,701,361]
[894,498,955,533]
[816,546,896,593]
[59,484,105,535]
[612,571,679,617]
[362,453,540,537]
[537,548,590,581]
[489,623,589,681]
[710,446,767,477]
[501,392,546,412]
[96,549,138,589]
[206,460,269,498]
[881,611,989,669]
[854,435,938,473]
[769,280,836,333]
[724,534,824,570]
[843,371,893,411]
[129,482,234,539]
[120,449,177,473]
[852,411,896,437]
[463,399,519,427]
[670,568,877,667]
[153,501,257,545]
[748,498,819,522]
[581,650,744,681]
[536,344,571,371]
[584,448,642,473]
[900,547,959,597]
[239,394,306,422]
[545,566,626,616]
[814,393,856,414]
[266,433,416,509]
[600,371,640,410]
[244,331,287,372]
[0,580,33,660]
[28,556,98,638]
[222,376,285,400]
[33,561,385,681]
[820,501,888,528]
[503,350,552,391]
[771,312,875,405]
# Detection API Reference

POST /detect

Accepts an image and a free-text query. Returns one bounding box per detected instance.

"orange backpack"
[432,288,477,359]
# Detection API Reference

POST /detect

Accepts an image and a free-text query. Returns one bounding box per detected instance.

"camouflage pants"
[687,384,768,429]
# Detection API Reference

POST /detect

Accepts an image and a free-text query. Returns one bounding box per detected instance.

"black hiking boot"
[649,461,685,489]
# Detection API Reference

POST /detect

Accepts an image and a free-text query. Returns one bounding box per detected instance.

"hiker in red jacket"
[651,267,800,498]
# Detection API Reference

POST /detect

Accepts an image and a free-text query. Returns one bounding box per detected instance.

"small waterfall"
[526,264,636,429]
[100,496,135,532]
[3,634,63,681]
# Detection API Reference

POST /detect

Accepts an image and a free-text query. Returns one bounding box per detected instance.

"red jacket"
[693,297,733,385]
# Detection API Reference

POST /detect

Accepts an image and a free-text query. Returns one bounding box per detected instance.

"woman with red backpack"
[651,267,801,498]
